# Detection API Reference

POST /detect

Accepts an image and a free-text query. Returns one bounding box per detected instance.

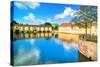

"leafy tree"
[72,6,97,39]
[44,22,52,26]
[54,24,59,30]
[11,20,18,25]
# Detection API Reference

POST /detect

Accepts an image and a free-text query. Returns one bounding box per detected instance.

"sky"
[11,1,80,25]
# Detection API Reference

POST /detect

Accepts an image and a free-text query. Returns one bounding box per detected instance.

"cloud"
[55,7,77,19]
[19,13,44,25]
[46,18,52,22]
[23,13,35,22]
[25,2,40,9]
[14,1,27,10]
[14,1,40,10]
[62,42,77,50]
[46,18,58,24]
[14,48,40,65]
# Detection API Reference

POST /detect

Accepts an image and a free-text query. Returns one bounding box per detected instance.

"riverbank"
[57,32,97,61]
[78,40,97,61]
[78,51,93,62]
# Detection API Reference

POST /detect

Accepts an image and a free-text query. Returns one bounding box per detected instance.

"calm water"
[12,33,89,66]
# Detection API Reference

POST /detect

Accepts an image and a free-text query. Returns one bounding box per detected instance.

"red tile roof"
[60,23,72,27]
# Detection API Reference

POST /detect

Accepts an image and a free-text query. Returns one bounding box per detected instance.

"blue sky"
[11,1,80,25]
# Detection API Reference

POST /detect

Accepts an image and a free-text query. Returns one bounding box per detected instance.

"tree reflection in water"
[12,32,96,66]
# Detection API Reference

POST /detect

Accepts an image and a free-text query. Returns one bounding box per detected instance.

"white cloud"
[62,42,77,50]
[23,13,35,22]
[45,18,57,24]
[21,13,44,25]
[14,1,27,10]
[14,2,40,10]
[46,18,52,22]
[55,7,77,19]
[36,19,44,24]
[25,2,40,9]
[14,48,40,65]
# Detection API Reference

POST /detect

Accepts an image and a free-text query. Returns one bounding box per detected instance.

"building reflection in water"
[58,32,79,43]
[13,32,97,61]
[13,32,53,40]
[57,33,97,61]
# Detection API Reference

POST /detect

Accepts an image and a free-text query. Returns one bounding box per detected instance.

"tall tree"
[72,6,97,40]
[11,20,18,26]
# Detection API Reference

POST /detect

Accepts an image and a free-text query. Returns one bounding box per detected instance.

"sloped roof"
[60,23,72,27]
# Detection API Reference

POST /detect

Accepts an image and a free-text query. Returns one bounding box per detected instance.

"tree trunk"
[85,22,87,40]
[90,22,92,38]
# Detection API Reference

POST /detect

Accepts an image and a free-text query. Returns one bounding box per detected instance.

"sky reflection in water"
[13,37,78,65]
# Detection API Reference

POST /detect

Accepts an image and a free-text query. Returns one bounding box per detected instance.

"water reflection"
[12,33,79,66]
[12,32,96,66]
[58,33,79,43]
[13,32,53,40]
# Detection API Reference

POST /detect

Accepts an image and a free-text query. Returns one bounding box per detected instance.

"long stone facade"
[12,24,53,33]
[59,22,97,35]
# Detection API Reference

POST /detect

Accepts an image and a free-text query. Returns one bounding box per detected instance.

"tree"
[44,22,52,26]
[72,6,97,40]
[78,6,97,37]
[11,20,18,26]
[54,24,59,30]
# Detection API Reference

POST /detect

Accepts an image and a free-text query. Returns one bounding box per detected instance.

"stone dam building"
[11,24,53,33]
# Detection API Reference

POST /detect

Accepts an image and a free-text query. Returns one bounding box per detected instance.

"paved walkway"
[78,40,97,60]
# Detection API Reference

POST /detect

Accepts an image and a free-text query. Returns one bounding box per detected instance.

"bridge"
[12,24,53,33]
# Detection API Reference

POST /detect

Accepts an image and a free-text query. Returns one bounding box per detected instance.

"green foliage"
[54,24,59,30]
[75,6,97,22]
[11,20,18,25]
[72,6,97,39]
[72,6,97,28]
[44,22,52,26]
[52,24,59,30]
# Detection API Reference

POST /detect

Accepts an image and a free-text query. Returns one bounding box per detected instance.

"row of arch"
[12,24,53,33]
